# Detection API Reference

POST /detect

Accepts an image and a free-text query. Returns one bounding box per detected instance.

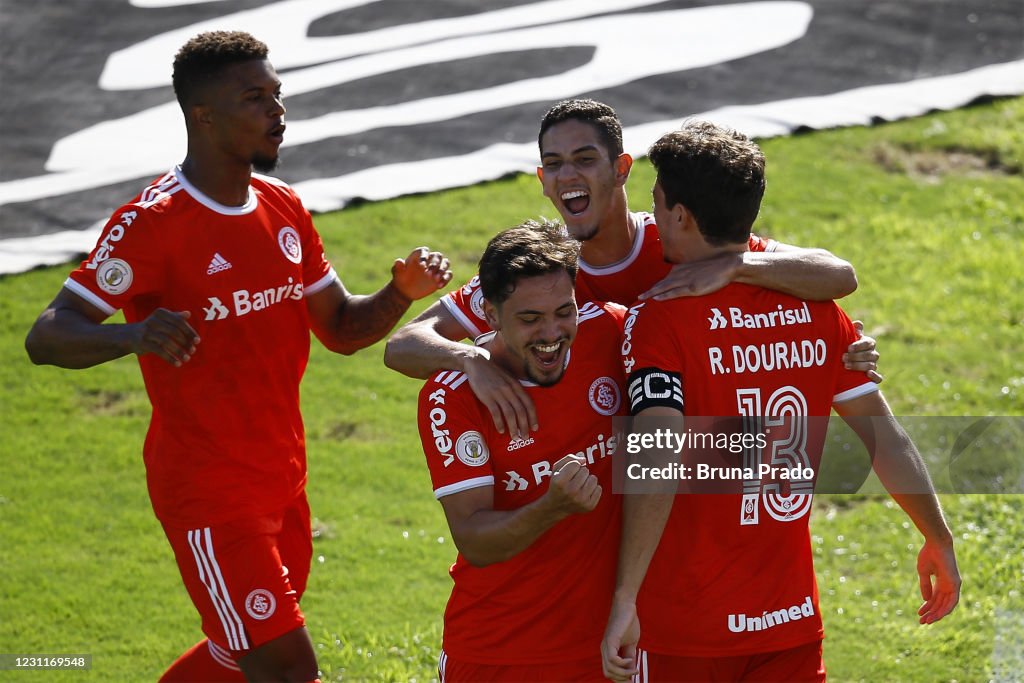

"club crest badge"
[277,227,302,264]
[245,589,277,620]
[588,377,621,416]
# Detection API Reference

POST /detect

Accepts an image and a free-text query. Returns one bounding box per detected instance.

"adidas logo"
[206,252,232,275]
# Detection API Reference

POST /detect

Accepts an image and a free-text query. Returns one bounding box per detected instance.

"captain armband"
[627,367,683,414]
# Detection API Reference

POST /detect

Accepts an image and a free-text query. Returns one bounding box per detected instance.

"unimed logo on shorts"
[245,589,277,621]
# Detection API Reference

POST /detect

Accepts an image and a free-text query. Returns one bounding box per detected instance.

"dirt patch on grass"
[873,143,1021,182]
[78,388,138,416]
[326,420,358,441]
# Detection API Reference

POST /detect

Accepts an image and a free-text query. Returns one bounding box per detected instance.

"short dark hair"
[172,31,269,109]
[478,219,580,306]
[648,120,766,246]
[538,99,624,158]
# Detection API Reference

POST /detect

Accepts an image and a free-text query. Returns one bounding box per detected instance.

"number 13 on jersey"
[736,386,813,526]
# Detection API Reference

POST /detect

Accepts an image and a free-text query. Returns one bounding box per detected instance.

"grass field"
[1,97,1022,682]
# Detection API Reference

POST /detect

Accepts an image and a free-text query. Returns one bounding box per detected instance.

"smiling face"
[537,119,627,242]
[485,270,578,387]
[198,59,286,172]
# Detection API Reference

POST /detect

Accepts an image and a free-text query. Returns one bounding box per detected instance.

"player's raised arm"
[306,246,451,355]
[833,391,961,625]
[26,288,199,370]
[385,293,539,439]
[642,244,857,302]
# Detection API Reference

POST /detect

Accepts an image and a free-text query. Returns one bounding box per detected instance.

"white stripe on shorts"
[633,647,648,683]
[206,639,241,671]
[187,528,250,651]
[438,649,447,682]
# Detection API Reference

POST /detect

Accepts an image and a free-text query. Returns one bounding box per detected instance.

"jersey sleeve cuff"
[833,381,879,404]
[304,268,338,296]
[439,295,484,338]
[434,476,494,499]
[64,278,117,317]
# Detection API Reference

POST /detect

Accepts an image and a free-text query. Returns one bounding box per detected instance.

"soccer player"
[601,122,961,682]
[24,31,451,683]
[417,221,627,681]
[386,99,879,440]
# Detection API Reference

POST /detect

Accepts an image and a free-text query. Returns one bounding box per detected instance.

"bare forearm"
[26,308,134,369]
[890,492,953,542]
[614,490,674,602]
[454,498,568,567]
[872,427,953,542]
[384,319,481,379]
[736,248,857,300]
[323,282,413,355]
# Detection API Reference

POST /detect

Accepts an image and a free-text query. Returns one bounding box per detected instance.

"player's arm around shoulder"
[437,456,601,568]
[306,246,452,355]
[737,241,858,300]
[388,292,540,441]
[384,299,481,377]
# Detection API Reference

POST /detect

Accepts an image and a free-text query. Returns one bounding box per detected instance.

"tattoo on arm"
[331,283,412,351]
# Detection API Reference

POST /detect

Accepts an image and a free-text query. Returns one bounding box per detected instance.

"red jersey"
[621,283,877,657]
[417,302,627,665]
[65,167,336,528]
[440,212,775,336]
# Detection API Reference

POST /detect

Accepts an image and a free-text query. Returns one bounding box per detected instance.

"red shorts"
[161,493,313,656]
[638,640,825,682]
[438,650,605,682]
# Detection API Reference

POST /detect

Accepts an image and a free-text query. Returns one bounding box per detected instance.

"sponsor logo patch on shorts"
[245,589,277,621]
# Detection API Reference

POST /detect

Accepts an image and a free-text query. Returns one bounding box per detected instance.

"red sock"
[160,638,245,682]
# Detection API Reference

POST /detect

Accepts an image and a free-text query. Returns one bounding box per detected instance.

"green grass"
[1,97,1022,681]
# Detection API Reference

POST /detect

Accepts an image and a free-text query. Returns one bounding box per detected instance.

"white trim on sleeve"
[434,476,494,499]
[439,295,484,338]
[63,278,117,317]
[833,381,880,404]
[303,268,338,296]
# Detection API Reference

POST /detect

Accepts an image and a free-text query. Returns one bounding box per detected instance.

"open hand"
[463,353,539,439]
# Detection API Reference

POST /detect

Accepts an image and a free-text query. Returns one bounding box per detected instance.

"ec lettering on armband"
[627,367,683,414]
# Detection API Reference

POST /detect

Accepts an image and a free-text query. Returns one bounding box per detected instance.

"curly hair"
[648,121,766,246]
[172,31,269,108]
[538,99,624,159]
[478,219,579,305]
